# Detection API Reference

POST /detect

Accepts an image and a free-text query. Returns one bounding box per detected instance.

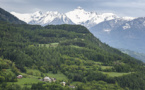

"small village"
[17,75,75,89]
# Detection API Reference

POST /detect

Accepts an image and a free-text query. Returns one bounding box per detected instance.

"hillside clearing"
[102,72,131,77]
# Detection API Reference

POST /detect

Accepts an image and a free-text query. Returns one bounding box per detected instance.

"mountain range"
[1,7,145,90]
[90,17,145,54]
[11,7,133,28]
[11,7,145,55]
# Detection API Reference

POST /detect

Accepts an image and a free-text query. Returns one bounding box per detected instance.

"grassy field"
[70,45,83,49]
[26,69,68,81]
[94,61,102,65]
[71,81,83,85]
[45,71,68,82]
[39,43,59,48]
[101,66,113,70]
[8,69,68,87]
[102,72,131,77]
[26,69,41,77]
[12,77,41,87]
[8,68,131,88]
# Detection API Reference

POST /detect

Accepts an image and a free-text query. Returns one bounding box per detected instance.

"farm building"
[17,75,23,79]
[43,76,52,82]
[60,81,66,86]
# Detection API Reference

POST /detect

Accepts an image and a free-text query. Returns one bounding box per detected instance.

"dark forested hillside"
[0,21,145,90]
[0,8,26,24]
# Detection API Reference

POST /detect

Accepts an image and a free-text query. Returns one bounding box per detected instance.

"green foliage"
[45,24,90,33]
[0,21,145,90]
[116,72,145,90]
[12,77,41,87]
[75,81,123,90]
[31,82,70,90]
[0,57,19,87]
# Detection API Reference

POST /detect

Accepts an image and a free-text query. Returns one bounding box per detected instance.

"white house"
[43,76,51,82]
[17,75,23,79]
[61,81,66,86]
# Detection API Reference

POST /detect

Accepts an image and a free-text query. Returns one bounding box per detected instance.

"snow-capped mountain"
[66,7,120,28]
[11,11,74,26]
[11,7,133,28]
[90,17,145,54]
[10,7,145,56]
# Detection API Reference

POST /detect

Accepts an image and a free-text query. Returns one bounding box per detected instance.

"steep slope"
[0,21,145,89]
[0,8,25,24]
[90,17,145,54]
[1,8,145,90]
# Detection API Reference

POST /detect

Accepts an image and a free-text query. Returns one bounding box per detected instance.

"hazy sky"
[0,0,145,17]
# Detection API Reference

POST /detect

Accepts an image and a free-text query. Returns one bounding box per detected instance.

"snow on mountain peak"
[104,29,111,33]
[123,23,131,30]
[11,7,135,28]
[121,17,136,21]
[46,11,59,15]
[11,12,32,23]
[33,11,43,16]
[66,7,97,24]
[77,6,83,10]
[65,8,120,28]
[11,10,74,26]
[73,6,85,11]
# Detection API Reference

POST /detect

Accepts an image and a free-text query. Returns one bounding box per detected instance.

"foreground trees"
[0,22,145,90]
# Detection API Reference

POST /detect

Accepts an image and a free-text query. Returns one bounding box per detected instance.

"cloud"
[0,0,28,3]
[102,1,145,8]
[0,0,145,17]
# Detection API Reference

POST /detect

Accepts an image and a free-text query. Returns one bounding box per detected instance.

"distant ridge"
[90,17,145,54]
[9,7,145,54]
[11,7,134,28]
[0,7,26,24]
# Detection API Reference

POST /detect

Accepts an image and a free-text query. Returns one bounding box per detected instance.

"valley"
[11,7,145,56]
[0,7,145,90]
